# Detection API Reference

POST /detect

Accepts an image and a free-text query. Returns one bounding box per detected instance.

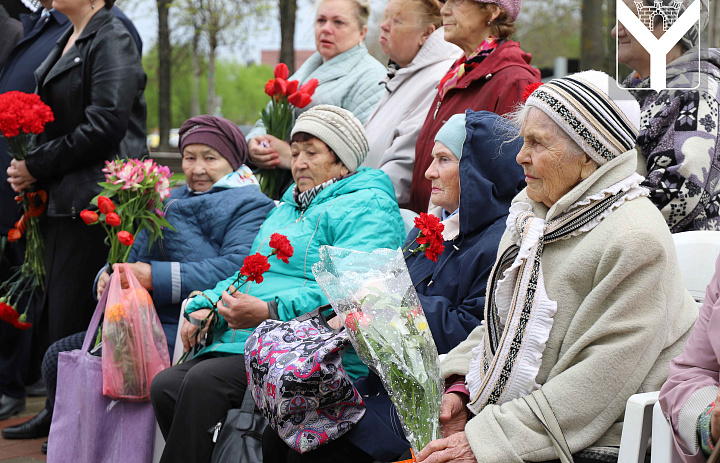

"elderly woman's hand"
[7,159,36,192]
[711,389,720,444]
[249,135,293,170]
[440,392,469,438]
[181,308,214,353]
[217,286,270,329]
[416,432,477,463]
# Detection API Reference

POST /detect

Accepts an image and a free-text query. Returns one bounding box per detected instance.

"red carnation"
[97,196,115,214]
[12,319,32,330]
[240,253,271,283]
[265,79,275,97]
[269,233,294,263]
[0,302,19,324]
[288,92,312,109]
[117,230,134,246]
[273,78,288,97]
[414,213,443,237]
[298,79,319,97]
[0,91,54,138]
[80,209,99,225]
[522,82,543,103]
[274,63,289,80]
[424,240,445,262]
[105,212,121,227]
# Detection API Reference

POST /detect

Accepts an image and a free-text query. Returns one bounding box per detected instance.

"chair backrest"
[399,208,419,236]
[672,231,720,303]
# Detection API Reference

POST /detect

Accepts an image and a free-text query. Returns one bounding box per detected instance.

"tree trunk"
[206,38,217,116]
[157,0,172,151]
[278,0,297,74]
[580,0,606,72]
[190,30,201,116]
[710,0,719,48]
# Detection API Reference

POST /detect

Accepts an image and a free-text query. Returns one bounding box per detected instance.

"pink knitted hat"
[475,0,521,22]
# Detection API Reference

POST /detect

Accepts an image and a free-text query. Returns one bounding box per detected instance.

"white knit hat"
[291,105,369,173]
[524,70,641,165]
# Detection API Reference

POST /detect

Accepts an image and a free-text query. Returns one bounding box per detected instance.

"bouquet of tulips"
[312,246,443,457]
[258,63,319,197]
[81,158,175,265]
[0,91,55,329]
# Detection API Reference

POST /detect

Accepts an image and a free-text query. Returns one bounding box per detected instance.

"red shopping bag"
[102,263,170,401]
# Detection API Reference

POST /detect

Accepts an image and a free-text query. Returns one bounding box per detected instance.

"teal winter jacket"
[185,167,405,379]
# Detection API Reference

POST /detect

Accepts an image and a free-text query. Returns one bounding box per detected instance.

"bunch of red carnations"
[403,213,445,262]
[0,91,55,329]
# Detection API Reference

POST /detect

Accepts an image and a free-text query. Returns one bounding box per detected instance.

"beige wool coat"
[441,149,698,462]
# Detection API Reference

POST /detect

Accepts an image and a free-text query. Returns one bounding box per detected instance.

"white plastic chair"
[618,231,720,462]
[672,230,720,303]
[399,208,420,236]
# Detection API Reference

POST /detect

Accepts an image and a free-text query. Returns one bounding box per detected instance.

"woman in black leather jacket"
[6,0,146,351]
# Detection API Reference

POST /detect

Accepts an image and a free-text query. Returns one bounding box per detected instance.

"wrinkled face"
[182,144,234,192]
[315,0,368,61]
[441,0,492,52]
[425,141,460,212]
[379,0,431,67]
[611,0,664,75]
[291,137,349,193]
[516,109,597,208]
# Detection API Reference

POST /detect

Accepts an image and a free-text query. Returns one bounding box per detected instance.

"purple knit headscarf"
[178,115,249,170]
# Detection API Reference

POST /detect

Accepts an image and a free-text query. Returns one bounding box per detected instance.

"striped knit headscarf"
[524,70,640,166]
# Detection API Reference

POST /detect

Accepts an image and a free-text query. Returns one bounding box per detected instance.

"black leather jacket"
[26,7,147,218]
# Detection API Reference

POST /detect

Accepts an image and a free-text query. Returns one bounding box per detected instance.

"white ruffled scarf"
[465,173,648,415]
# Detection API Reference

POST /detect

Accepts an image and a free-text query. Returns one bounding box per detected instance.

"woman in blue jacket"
[262,110,526,463]
[151,105,406,463]
[1,116,275,448]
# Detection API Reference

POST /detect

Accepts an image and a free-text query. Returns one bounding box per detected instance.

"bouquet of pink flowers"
[81,158,175,264]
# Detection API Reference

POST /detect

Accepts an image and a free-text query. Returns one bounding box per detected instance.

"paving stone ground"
[0,396,47,462]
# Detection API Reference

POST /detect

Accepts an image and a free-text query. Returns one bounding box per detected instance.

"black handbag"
[210,386,268,463]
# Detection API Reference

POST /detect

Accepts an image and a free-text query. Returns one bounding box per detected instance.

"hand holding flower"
[416,432,477,463]
[218,289,269,329]
[181,308,214,352]
[126,262,152,291]
[97,270,111,300]
[248,136,280,169]
[7,159,35,193]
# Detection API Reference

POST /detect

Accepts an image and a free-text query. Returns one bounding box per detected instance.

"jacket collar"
[515,148,641,222]
[295,44,371,85]
[19,8,69,44]
[452,40,538,89]
[384,28,462,94]
[36,8,113,88]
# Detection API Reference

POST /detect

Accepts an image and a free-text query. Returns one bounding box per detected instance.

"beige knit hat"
[291,105,369,173]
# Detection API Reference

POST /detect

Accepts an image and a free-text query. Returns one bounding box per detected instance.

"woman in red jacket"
[408,0,540,213]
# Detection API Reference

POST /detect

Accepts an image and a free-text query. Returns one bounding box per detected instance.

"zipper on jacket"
[433,101,441,120]
[212,422,221,442]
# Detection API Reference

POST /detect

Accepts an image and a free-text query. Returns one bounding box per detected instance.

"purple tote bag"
[47,285,156,462]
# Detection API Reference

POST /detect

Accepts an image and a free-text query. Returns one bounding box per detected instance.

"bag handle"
[523,389,574,463]
[82,273,111,353]
[294,304,342,334]
[235,387,259,431]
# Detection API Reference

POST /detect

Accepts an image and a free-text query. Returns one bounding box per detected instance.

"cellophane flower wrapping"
[101,263,170,401]
[312,246,443,454]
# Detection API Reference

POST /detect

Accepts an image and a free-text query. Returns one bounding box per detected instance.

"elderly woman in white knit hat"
[416,71,698,463]
[150,105,406,463]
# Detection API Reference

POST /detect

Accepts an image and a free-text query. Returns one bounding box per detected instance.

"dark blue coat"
[347,110,527,461]
[0,6,141,232]
[126,178,275,352]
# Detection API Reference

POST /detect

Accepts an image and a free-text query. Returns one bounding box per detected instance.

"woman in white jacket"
[362,0,461,207]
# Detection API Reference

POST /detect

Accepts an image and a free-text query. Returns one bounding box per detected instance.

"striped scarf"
[292,173,355,210]
[436,37,500,101]
[465,173,648,414]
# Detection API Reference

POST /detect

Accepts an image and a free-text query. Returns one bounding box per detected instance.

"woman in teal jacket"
[246,0,387,198]
[151,105,405,463]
